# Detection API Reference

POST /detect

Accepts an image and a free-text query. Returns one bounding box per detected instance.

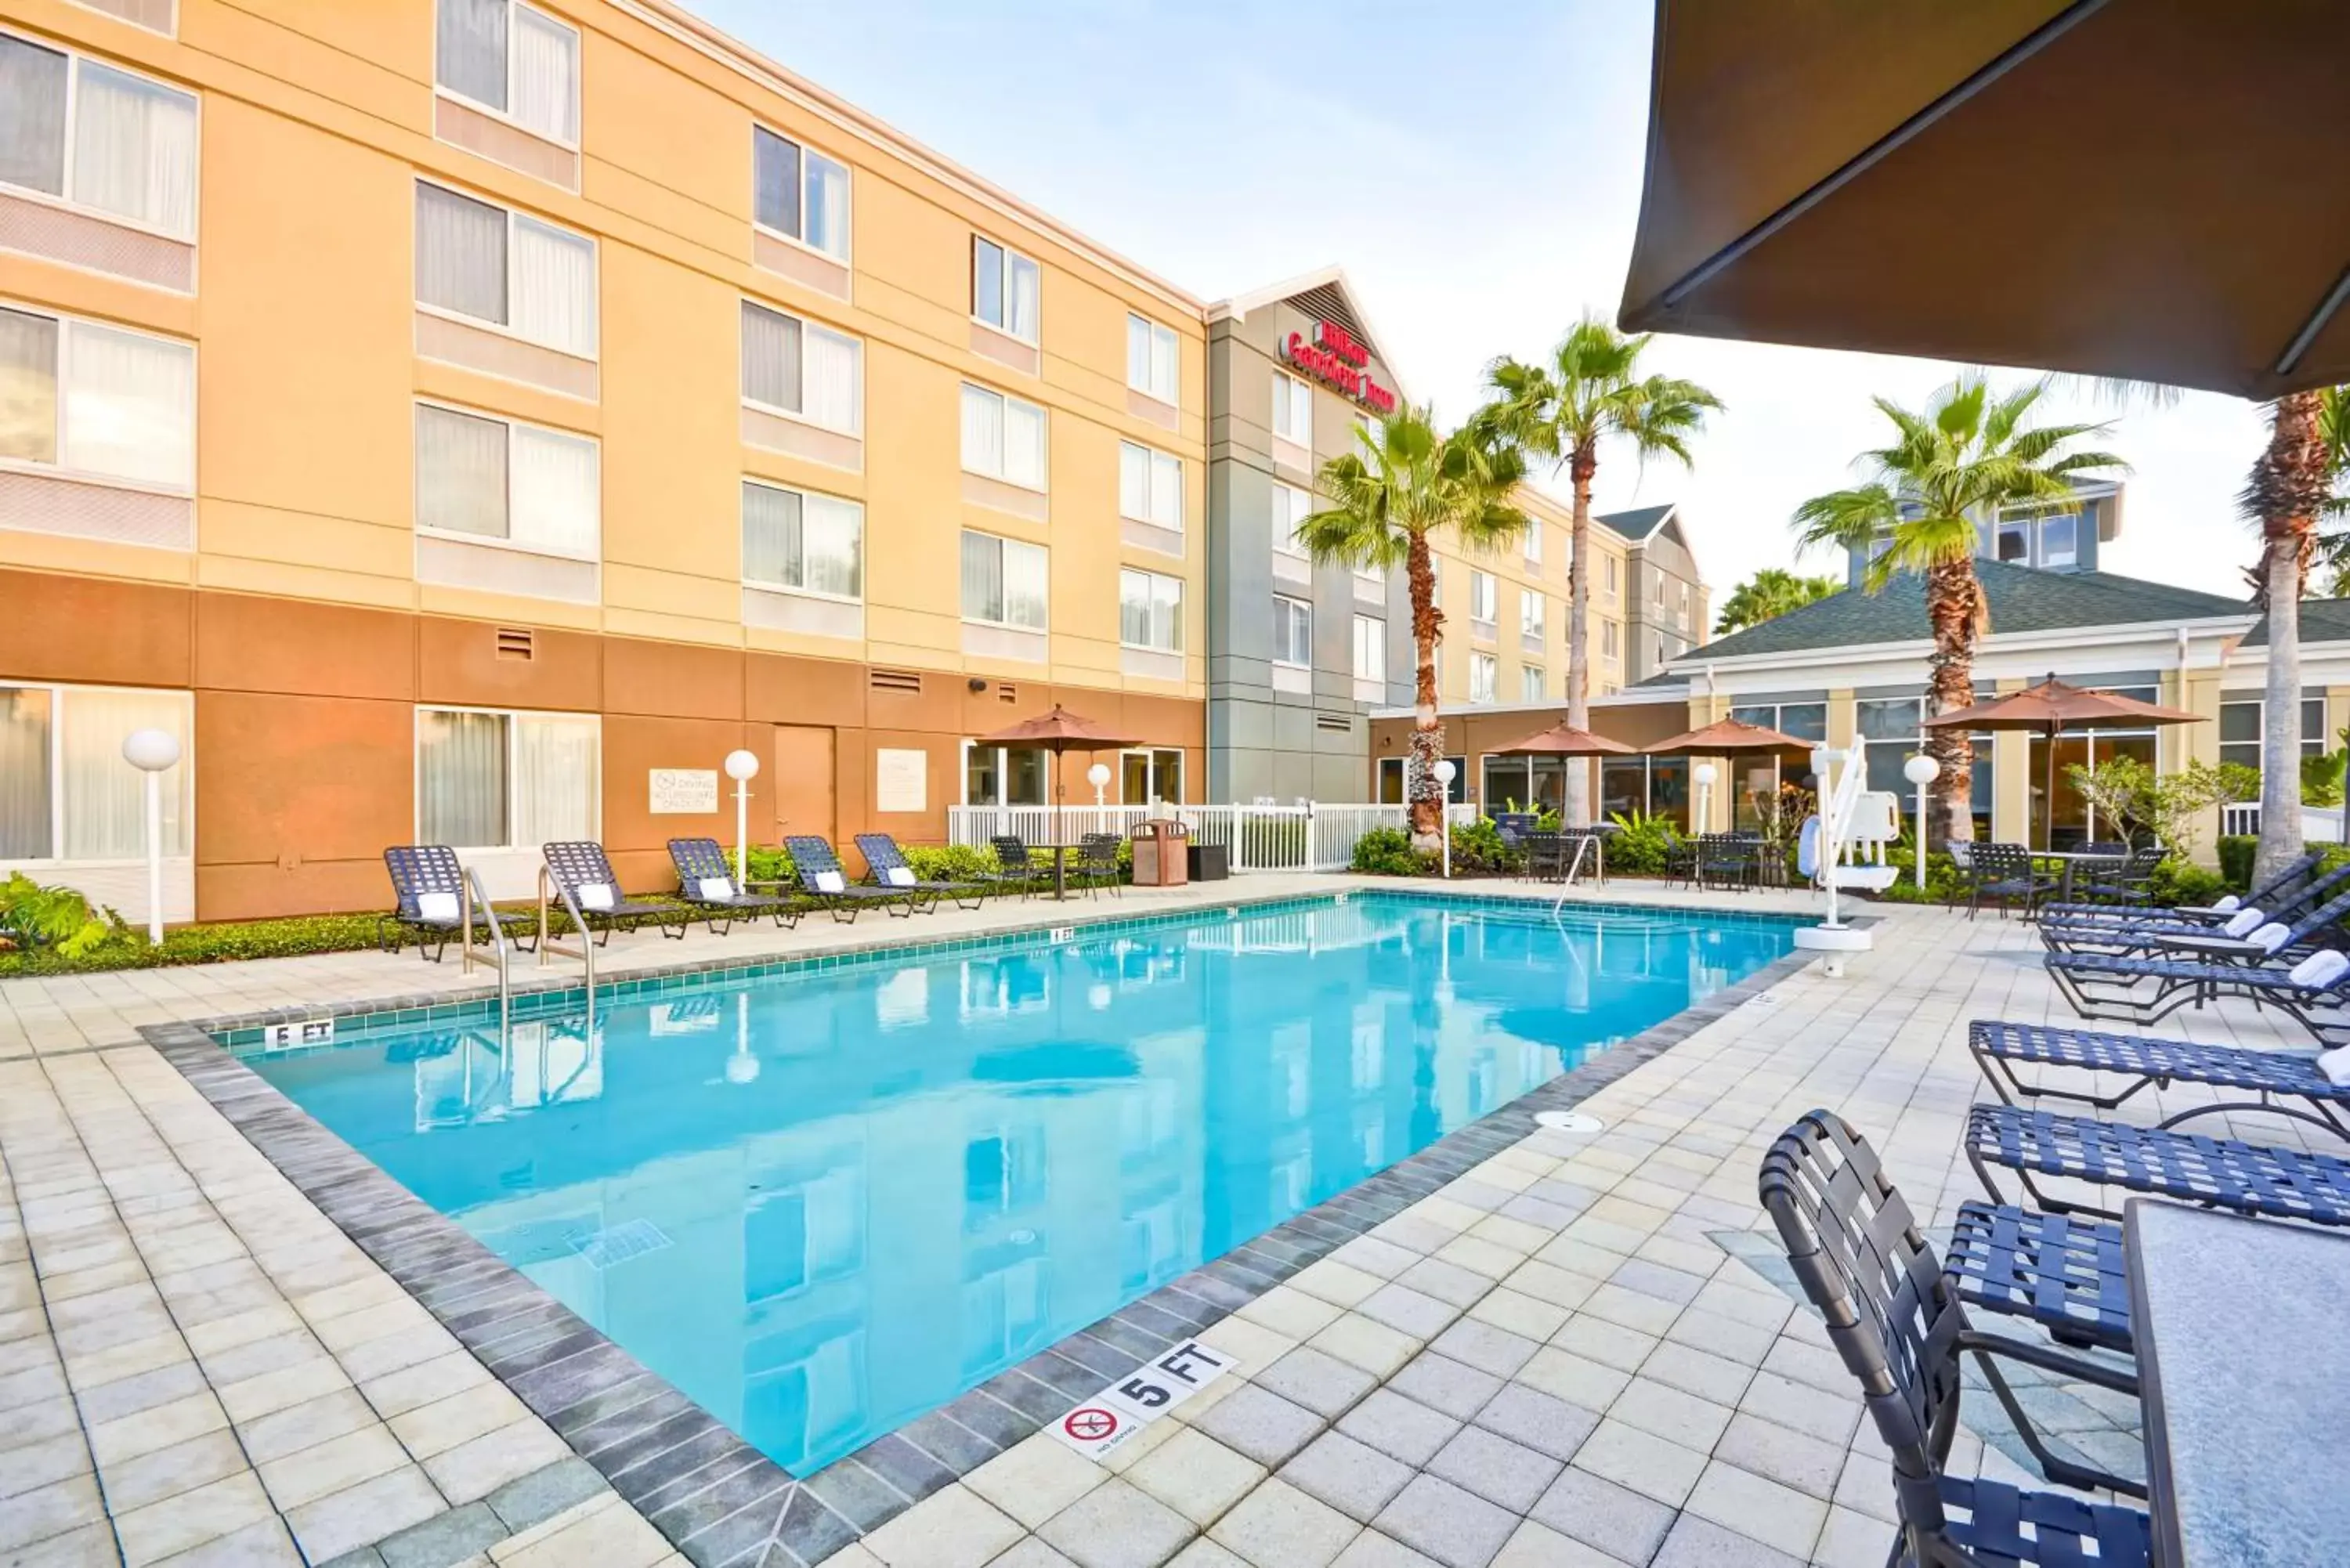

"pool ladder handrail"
[1549,833,1601,913]
[457,865,512,1040]
[535,865,598,1031]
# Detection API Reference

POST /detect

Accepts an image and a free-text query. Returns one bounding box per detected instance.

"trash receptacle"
[1187,840,1229,882]
[1132,819,1191,887]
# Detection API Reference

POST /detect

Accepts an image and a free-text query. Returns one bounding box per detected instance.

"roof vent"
[495,627,533,661]
[870,669,922,693]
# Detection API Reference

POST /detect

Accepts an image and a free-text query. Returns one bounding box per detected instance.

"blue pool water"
[240,894,1793,1476]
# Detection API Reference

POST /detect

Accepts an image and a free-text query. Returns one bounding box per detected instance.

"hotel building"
[0,0,1209,922]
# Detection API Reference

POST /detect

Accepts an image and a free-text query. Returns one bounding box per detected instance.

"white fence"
[945,802,1478,873]
[2220,802,2346,843]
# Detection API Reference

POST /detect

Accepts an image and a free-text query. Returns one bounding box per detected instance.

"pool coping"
[139,886,1838,1568]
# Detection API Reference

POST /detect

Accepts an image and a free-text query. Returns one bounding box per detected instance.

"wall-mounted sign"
[875,748,927,813]
[649,769,719,815]
[1283,321,1398,414]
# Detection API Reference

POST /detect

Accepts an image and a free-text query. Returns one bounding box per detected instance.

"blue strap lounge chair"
[1968,1018,2350,1140]
[2045,892,2350,1035]
[666,838,801,933]
[2039,860,2350,954]
[541,841,689,942]
[380,845,536,962]
[1965,1101,2350,1227]
[2037,849,2321,924]
[783,836,918,923]
[853,833,986,910]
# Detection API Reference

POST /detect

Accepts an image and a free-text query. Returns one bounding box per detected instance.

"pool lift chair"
[1793,737,1893,970]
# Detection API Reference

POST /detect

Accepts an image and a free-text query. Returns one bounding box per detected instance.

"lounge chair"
[380,845,536,962]
[2038,849,2321,923]
[541,841,689,942]
[1965,1100,2350,1228]
[2046,895,2350,1032]
[666,838,801,933]
[1762,1108,2151,1522]
[783,836,918,922]
[1968,1017,2350,1140]
[2039,859,2350,953]
[2041,865,2350,956]
[986,836,1045,898]
[854,833,987,910]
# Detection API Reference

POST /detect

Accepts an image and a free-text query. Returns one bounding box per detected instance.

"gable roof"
[2243,598,2350,647]
[1674,559,2250,664]
[1208,265,1412,402]
[1596,503,1678,543]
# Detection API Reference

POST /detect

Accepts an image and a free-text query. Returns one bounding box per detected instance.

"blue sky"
[695,0,2268,602]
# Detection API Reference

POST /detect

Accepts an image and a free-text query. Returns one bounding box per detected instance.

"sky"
[694,0,2272,602]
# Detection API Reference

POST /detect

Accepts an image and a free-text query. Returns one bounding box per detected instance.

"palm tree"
[1791,374,2125,845]
[1476,316,1721,820]
[1714,567,1842,634]
[1296,406,1528,850]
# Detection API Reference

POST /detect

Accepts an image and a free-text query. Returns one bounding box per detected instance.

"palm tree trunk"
[1922,558,1979,847]
[1565,446,1596,825]
[1406,528,1445,851]
[2248,391,2329,883]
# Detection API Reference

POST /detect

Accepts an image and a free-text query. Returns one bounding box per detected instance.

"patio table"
[2034,848,2128,905]
[1028,842,1086,902]
[2126,1198,2350,1566]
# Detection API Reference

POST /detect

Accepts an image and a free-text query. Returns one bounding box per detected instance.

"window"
[1524,522,1542,564]
[964,742,1048,806]
[1520,666,1546,703]
[752,127,848,259]
[1677,582,1690,617]
[436,0,577,145]
[1856,695,1925,796]
[1121,749,1183,806]
[0,683,190,861]
[1470,571,1497,624]
[960,530,1047,630]
[1603,555,1618,601]
[414,403,598,558]
[1271,371,1312,447]
[1272,596,1311,667]
[740,301,862,434]
[1271,482,1311,557]
[0,305,194,490]
[960,383,1047,489]
[1601,619,1621,662]
[1654,634,1667,666]
[743,479,860,600]
[971,236,1039,341]
[416,706,598,850]
[415,182,597,358]
[1470,652,1497,704]
[1119,569,1182,652]
[1520,593,1546,639]
[2220,698,2328,772]
[2040,512,2078,568]
[1126,313,1177,403]
[1379,753,1469,806]
[0,34,198,240]
[1119,443,1181,531]
[1483,754,1567,818]
[1354,560,1386,594]
[1352,616,1384,683]
[1354,415,1381,454]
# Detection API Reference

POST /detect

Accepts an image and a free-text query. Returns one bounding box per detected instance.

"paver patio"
[0,877,2313,1565]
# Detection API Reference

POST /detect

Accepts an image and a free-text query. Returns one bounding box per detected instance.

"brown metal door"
[772,725,836,846]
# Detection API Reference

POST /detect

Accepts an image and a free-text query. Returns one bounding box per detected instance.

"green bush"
[743,844,797,886]
[1604,811,1683,876]
[0,873,114,959]
[0,911,393,977]
[2304,750,2348,808]
[2217,836,2255,889]
[2146,859,2229,907]
[1447,817,1522,876]
[1350,826,1430,876]
[905,843,1000,881]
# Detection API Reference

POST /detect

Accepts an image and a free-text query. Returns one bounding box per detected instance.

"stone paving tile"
[1372,1475,1518,1568]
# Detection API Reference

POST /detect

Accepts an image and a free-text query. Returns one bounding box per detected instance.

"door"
[773,725,836,847]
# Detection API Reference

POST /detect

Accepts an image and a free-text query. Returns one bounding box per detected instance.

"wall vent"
[870,669,923,693]
[1315,713,1354,733]
[495,627,534,661]
[999,684,1019,703]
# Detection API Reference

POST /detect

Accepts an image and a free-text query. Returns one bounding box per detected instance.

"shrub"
[2304,750,2348,808]
[2218,835,2255,889]
[1604,811,1683,876]
[1446,817,1522,876]
[1350,826,1429,876]
[2146,858,2229,907]
[744,844,797,886]
[0,911,390,977]
[0,873,114,959]
[905,843,999,882]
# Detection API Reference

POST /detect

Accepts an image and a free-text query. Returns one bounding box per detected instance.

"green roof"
[2243,598,2350,647]
[1596,503,1676,542]
[1677,560,2249,663]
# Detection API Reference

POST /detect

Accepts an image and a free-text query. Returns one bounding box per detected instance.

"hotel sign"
[1282,321,1397,415]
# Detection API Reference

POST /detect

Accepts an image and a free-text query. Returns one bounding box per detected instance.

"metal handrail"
[1550,833,1602,912]
[457,865,512,1041]
[537,865,598,1031]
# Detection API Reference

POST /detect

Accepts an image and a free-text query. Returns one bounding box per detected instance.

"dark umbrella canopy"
[980,706,1142,806]
[1617,0,2350,399]
[1644,717,1816,756]
[1923,675,2204,847]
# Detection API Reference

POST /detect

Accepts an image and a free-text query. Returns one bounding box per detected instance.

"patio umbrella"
[979,704,1142,809]
[1922,675,2204,849]
[1615,2,2350,398]
[1646,717,1818,832]
[1491,722,1636,829]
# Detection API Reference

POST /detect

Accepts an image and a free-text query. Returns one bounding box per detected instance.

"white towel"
[2222,907,2265,938]
[814,869,846,894]
[697,876,734,901]
[2321,1045,2350,1088]
[884,866,916,887]
[577,882,615,911]
[416,891,460,921]
[2214,894,2242,912]
[2289,948,2350,989]
[2251,923,2291,955]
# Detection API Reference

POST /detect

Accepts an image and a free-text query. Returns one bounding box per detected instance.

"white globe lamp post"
[1434,759,1458,879]
[1904,754,1941,890]
[1086,761,1112,810]
[1693,761,1719,834]
[121,729,181,945]
[723,749,761,888]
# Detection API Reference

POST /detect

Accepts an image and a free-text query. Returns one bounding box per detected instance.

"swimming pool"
[238,892,1795,1476]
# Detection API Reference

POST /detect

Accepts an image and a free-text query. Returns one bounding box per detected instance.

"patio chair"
[2046,897,2350,1035]
[854,833,987,910]
[1522,830,1565,883]
[984,836,1046,898]
[2073,844,2161,906]
[1070,833,1124,898]
[1761,1109,2153,1537]
[1694,833,1755,892]
[782,836,918,923]
[542,843,690,942]
[2039,849,2322,924]
[665,838,801,934]
[1963,843,2052,920]
[379,845,537,962]
[1492,811,1537,850]
[1968,1018,2350,1140]
[2038,861,2350,955]
[1661,835,1698,890]
[1965,1101,2350,1228]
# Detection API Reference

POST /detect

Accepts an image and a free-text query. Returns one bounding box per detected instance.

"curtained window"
[0,38,197,240]
[742,479,862,600]
[414,403,598,558]
[1118,443,1181,530]
[1126,314,1176,402]
[752,127,850,260]
[1271,482,1310,558]
[1352,616,1385,682]
[418,706,598,849]
[40,686,189,860]
[0,305,193,490]
[0,686,52,859]
[1470,653,1497,705]
[740,301,861,434]
[436,0,579,144]
[415,182,595,357]
[971,237,1039,341]
[1118,569,1182,652]
[960,384,1046,488]
[960,530,1047,630]
[1521,666,1546,703]
[1272,597,1311,667]
[1271,371,1312,446]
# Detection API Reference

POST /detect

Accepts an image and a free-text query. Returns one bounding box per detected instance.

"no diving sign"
[1051,1339,1237,1461]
